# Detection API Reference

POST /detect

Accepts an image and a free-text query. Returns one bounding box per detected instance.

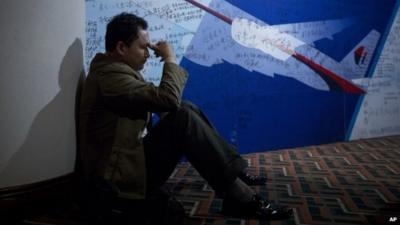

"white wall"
[0,0,85,188]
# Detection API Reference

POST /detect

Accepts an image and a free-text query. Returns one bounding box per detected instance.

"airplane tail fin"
[340,29,380,79]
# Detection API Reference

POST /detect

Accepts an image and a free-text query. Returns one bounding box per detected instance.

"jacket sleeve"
[97,62,188,114]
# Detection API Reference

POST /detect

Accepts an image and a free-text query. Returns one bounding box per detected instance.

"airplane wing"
[272,18,355,44]
[231,18,305,61]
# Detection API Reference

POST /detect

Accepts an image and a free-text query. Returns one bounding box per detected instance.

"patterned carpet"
[17,136,400,225]
[166,135,400,225]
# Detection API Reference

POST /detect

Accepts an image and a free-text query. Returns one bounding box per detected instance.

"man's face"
[121,27,150,71]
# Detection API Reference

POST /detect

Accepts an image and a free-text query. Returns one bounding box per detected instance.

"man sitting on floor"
[79,12,293,222]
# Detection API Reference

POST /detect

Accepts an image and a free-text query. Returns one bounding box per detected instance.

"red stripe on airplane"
[185,0,366,95]
[293,53,366,94]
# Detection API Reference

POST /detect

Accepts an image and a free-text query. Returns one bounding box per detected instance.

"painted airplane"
[183,0,380,94]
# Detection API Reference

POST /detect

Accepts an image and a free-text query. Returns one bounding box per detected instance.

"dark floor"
[9,136,400,225]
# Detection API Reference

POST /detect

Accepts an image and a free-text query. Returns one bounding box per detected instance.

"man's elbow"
[165,95,181,111]
[155,94,181,112]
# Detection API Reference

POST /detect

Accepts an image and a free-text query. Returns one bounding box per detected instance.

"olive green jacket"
[79,53,188,199]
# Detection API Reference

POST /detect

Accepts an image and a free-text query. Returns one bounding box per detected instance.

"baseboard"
[0,173,76,212]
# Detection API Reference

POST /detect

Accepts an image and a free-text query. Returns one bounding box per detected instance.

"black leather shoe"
[239,173,267,185]
[221,194,293,220]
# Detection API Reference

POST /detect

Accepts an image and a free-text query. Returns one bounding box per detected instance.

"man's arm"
[96,41,188,116]
[97,61,188,115]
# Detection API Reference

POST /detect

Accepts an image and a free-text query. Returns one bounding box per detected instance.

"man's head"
[105,13,150,70]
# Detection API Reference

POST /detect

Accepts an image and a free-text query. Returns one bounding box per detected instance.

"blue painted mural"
[86,0,400,153]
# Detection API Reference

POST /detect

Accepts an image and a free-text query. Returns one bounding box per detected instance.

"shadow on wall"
[0,38,86,188]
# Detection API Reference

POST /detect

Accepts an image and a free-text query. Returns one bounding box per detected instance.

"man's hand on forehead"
[148,41,176,63]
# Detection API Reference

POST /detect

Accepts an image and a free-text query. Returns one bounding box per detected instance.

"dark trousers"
[143,101,247,195]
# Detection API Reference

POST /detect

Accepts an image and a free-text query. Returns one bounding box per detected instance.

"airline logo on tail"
[354,46,368,65]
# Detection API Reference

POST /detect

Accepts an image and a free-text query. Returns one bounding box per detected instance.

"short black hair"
[105,12,148,52]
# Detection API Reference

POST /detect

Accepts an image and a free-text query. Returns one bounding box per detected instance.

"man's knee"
[166,101,202,127]
[181,101,200,114]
